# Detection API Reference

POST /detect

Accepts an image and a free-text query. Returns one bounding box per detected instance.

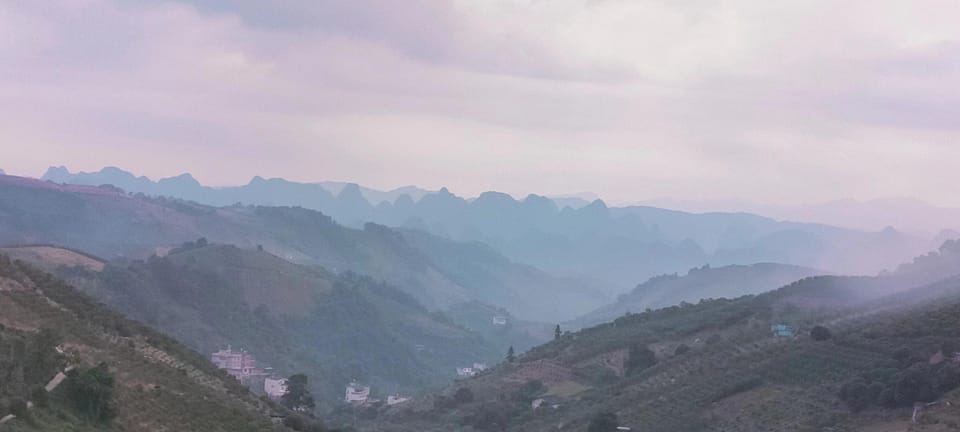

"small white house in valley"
[387,395,410,405]
[345,382,371,403]
[264,377,287,400]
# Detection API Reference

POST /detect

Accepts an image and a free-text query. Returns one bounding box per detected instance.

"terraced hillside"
[0,254,298,431]
[27,243,505,408]
[357,260,960,432]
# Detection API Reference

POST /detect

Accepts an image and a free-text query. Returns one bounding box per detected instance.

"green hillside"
[42,243,501,409]
[354,259,960,431]
[572,262,824,328]
[399,229,609,322]
[0,254,297,431]
[0,176,603,322]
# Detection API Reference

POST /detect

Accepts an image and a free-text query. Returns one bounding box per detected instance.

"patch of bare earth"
[503,360,573,385]
[0,246,105,271]
[573,348,628,377]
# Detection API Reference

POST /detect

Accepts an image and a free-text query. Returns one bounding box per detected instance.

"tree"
[454,387,474,404]
[810,326,832,341]
[626,344,657,376]
[281,374,316,412]
[839,379,871,412]
[587,411,619,432]
[66,362,115,422]
[894,367,935,406]
[674,344,691,356]
[555,324,562,340]
[942,340,958,356]
[26,327,62,384]
[516,380,546,405]
[506,346,515,363]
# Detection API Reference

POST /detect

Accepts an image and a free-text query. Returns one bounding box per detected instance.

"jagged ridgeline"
[0,175,608,323]
[356,264,960,431]
[0,254,289,431]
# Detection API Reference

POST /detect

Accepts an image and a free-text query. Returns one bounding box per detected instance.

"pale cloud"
[1,0,959,205]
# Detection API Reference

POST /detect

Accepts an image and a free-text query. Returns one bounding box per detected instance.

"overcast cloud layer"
[1,0,959,205]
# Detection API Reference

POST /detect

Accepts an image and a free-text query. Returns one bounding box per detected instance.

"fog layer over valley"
[4,169,960,431]
[38,167,934,293]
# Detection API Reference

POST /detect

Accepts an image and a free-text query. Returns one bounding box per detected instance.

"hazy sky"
[2,1,959,205]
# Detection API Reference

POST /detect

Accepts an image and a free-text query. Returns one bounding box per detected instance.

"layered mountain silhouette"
[0,174,605,322]
[571,263,824,328]
[356,243,960,431]
[39,166,931,292]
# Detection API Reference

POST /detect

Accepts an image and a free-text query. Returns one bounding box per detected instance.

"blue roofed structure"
[771,324,794,337]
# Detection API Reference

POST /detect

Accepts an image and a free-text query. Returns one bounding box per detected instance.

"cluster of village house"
[210,346,289,399]
[456,362,489,377]
[210,347,411,406]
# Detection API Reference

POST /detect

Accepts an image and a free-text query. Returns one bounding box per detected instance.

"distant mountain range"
[0,174,607,322]
[571,263,825,328]
[36,167,936,292]
[637,196,960,234]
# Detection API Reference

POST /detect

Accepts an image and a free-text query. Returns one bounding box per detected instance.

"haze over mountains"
[638,197,960,235]
[571,263,825,328]
[4,167,960,431]
[0,174,603,323]
[360,244,960,432]
[37,167,935,293]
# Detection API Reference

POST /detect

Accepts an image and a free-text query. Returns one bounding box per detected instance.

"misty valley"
[4,2,960,430]
[3,169,960,431]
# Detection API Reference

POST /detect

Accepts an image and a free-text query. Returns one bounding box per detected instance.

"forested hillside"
[31,243,506,408]
[0,255,297,431]
[355,248,960,431]
[572,263,824,328]
[39,167,929,293]
[0,174,603,322]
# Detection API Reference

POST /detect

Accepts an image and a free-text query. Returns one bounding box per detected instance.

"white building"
[387,395,410,406]
[345,382,371,404]
[264,377,288,400]
[492,316,508,325]
[456,367,476,377]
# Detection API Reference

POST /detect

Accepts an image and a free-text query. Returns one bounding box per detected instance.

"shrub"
[810,326,832,341]
[30,387,48,408]
[587,411,619,432]
[65,362,115,422]
[516,380,546,405]
[284,415,328,432]
[8,398,29,418]
[706,334,724,345]
[453,387,474,404]
[626,344,657,376]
